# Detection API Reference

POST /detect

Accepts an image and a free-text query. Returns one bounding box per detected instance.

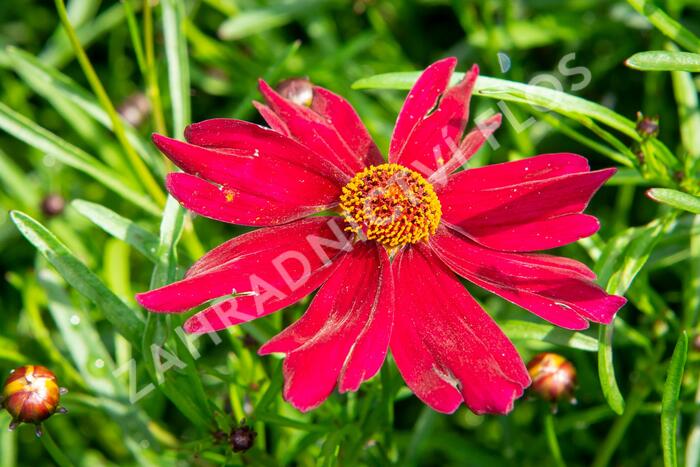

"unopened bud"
[276,78,314,107]
[1,365,67,436]
[40,194,65,218]
[527,353,577,405]
[230,421,257,453]
[635,112,659,139]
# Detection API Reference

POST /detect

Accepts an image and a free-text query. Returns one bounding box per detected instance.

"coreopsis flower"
[137,58,626,414]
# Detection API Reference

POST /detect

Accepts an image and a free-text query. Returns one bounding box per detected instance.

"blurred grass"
[1,0,700,465]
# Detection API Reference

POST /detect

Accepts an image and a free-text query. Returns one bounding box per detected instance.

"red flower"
[136,58,626,414]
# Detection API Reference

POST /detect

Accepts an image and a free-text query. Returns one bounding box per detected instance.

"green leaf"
[598,324,626,415]
[354,72,639,139]
[662,332,688,467]
[10,211,143,344]
[594,215,675,414]
[161,0,191,137]
[71,200,160,262]
[7,46,164,177]
[626,0,700,54]
[648,188,700,214]
[626,50,700,71]
[501,320,598,351]
[0,103,161,215]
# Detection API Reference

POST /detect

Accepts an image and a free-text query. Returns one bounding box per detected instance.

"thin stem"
[54,0,166,207]
[544,412,566,467]
[40,428,75,467]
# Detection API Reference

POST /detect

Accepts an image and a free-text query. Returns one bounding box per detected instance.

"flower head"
[136,58,626,415]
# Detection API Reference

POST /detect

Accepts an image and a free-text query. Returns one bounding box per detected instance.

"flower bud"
[40,194,65,218]
[229,422,257,453]
[526,353,577,404]
[1,365,67,436]
[276,78,314,107]
[635,112,659,139]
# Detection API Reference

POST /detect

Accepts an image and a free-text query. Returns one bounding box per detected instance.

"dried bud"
[527,353,577,404]
[230,422,257,453]
[275,78,314,107]
[117,92,151,127]
[1,365,67,436]
[40,194,65,218]
[635,112,659,139]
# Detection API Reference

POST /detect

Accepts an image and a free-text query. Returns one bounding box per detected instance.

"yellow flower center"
[339,163,441,248]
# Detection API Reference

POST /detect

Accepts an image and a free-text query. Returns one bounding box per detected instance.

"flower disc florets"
[339,163,441,248]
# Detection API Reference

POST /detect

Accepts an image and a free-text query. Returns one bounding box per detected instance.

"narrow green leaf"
[71,199,159,262]
[501,320,598,351]
[0,103,160,215]
[594,216,674,414]
[598,324,625,415]
[626,50,700,71]
[7,47,164,176]
[662,332,688,467]
[354,72,639,140]
[39,268,122,397]
[648,188,700,214]
[10,211,143,344]
[161,0,191,137]
[627,0,700,53]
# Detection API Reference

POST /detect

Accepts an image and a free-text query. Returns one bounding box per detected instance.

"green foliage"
[1,0,700,465]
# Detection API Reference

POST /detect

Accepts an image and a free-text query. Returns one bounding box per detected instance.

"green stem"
[544,412,566,467]
[54,0,166,207]
[40,428,75,467]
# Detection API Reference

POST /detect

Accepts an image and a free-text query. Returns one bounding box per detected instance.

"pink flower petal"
[166,172,332,226]
[310,87,384,167]
[389,58,456,164]
[394,65,479,176]
[439,154,615,251]
[436,152,591,193]
[252,101,291,136]
[428,113,503,187]
[153,127,345,225]
[258,242,393,411]
[430,226,626,330]
[136,217,352,315]
[258,80,380,176]
[390,244,530,414]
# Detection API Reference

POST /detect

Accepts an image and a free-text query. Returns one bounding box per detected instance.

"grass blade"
[647,188,700,214]
[662,332,688,467]
[10,211,144,344]
[501,320,598,351]
[161,0,191,137]
[71,200,159,262]
[626,50,700,71]
[626,0,700,53]
[0,103,160,215]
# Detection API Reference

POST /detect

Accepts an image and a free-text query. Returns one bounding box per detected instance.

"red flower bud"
[526,353,577,404]
[1,365,67,436]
